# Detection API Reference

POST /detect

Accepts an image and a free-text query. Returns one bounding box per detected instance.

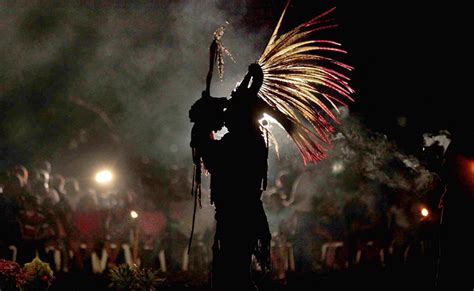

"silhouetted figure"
[0,175,22,258]
[437,128,474,289]
[190,63,292,291]
[343,193,370,267]
[387,195,413,267]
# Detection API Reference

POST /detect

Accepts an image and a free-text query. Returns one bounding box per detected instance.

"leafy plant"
[23,257,54,290]
[1,257,54,291]
[0,259,25,291]
[109,264,163,291]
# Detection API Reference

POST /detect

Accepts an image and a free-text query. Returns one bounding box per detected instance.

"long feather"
[257,1,354,163]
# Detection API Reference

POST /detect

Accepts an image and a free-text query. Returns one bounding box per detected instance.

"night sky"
[0,0,470,177]
[303,1,468,153]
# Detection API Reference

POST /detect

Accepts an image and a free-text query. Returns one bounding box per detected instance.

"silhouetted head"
[65,178,80,194]
[50,174,66,192]
[13,165,29,186]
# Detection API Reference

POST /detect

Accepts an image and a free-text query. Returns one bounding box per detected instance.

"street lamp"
[421,208,429,217]
[129,210,139,264]
[95,170,113,184]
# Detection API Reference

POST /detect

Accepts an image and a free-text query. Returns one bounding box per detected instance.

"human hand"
[248,63,263,75]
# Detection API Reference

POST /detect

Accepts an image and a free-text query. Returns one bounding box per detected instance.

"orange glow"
[455,156,474,191]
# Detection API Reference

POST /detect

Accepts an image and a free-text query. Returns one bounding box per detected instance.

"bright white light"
[130,210,138,219]
[421,208,429,217]
[259,113,283,129]
[95,170,113,184]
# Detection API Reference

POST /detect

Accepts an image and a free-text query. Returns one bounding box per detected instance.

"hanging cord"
[435,184,448,287]
[188,158,202,254]
[262,127,269,190]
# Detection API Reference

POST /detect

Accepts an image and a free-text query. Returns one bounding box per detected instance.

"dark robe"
[201,93,274,291]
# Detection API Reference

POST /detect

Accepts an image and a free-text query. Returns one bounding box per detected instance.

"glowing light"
[259,113,282,129]
[421,208,429,217]
[130,210,138,219]
[257,4,354,163]
[95,170,113,184]
[332,161,344,174]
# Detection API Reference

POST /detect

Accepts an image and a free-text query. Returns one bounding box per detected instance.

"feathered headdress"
[257,1,354,163]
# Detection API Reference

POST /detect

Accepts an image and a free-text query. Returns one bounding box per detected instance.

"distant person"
[64,178,82,211]
[343,192,370,267]
[437,128,474,288]
[387,195,412,266]
[289,168,319,272]
[0,174,22,257]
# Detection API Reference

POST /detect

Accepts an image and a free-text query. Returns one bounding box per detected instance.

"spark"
[257,1,354,163]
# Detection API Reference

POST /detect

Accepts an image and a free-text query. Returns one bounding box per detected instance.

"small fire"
[130,210,138,219]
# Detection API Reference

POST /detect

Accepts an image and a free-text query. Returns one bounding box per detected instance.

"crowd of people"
[0,159,439,280]
[263,168,438,276]
[0,161,190,274]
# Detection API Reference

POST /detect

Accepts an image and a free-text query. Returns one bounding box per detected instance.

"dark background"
[1,0,469,179]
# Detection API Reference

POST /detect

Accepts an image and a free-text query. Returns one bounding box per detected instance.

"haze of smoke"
[1,1,440,196]
[282,108,441,212]
[0,1,271,171]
